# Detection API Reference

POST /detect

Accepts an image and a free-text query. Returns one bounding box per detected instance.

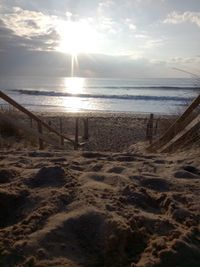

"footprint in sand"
[174,170,200,179]
[28,166,67,187]
[0,189,29,227]
[107,166,125,174]
[0,169,18,183]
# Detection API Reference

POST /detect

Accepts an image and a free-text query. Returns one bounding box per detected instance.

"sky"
[0,0,200,78]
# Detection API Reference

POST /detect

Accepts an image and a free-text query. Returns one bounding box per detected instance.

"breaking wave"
[9,89,193,102]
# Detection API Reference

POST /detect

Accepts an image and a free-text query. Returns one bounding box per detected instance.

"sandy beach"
[40,112,152,152]
[0,111,174,152]
[1,0,200,265]
[0,112,199,267]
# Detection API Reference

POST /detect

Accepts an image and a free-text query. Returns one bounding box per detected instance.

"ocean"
[0,76,198,114]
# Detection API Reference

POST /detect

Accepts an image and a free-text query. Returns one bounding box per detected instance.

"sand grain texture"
[0,148,199,267]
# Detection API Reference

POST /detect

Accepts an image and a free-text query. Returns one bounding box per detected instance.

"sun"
[57,20,97,55]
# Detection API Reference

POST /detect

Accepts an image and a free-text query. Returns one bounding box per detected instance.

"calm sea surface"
[0,76,198,114]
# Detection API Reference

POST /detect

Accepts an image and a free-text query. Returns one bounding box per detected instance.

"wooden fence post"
[59,117,64,146]
[59,117,63,133]
[30,118,33,128]
[0,90,76,148]
[74,118,79,150]
[146,113,154,144]
[83,118,89,140]
[37,121,44,150]
[154,118,159,135]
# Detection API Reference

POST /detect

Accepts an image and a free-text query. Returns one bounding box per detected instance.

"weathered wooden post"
[148,94,200,151]
[83,118,89,140]
[59,117,63,133]
[60,136,64,146]
[74,118,79,150]
[30,118,33,128]
[146,113,154,144]
[0,90,77,149]
[37,121,44,150]
[154,118,159,135]
[59,117,64,146]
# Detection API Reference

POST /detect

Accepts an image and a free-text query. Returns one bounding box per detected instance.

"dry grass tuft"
[0,117,38,148]
[0,120,21,139]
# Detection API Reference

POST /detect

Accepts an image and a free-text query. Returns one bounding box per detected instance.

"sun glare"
[61,77,86,111]
[57,20,96,55]
[65,77,85,94]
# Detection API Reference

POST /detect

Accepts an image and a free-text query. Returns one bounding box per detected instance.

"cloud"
[97,0,115,15]
[0,4,164,56]
[164,11,200,27]
[0,1,200,78]
[0,49,70,76]
[0,6,62,52]
[1,5,134,54]
[2,7,57,37]
[97,16,116,33]
[0,48,182,78]
[124,18,137,31]
[135,34,148,39]
[142,38,164,49]
[0,19,59,52]
[0,19,28,50]
[169,56,200,64]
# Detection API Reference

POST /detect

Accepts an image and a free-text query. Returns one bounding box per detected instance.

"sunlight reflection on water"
[62,96,82,112]
[64,77,85,94]
[62,77,99,111]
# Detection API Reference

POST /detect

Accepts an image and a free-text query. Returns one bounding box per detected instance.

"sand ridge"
[0,149,199,267]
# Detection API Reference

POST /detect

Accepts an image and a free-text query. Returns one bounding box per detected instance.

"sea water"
[0,76,198,114]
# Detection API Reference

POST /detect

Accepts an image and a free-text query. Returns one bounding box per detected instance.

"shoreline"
[0,101,180,118]
[1,109,177,152]
[36,110,178,119]
[1,103,180,152]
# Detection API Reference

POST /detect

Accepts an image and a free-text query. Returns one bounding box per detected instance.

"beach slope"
[0,149,199,267]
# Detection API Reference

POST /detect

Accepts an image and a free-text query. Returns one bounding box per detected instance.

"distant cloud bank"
[0,0,200,77]
[164,11,200,27]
